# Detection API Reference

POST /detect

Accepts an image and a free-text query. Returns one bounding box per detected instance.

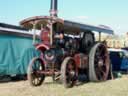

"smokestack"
[50,0,58,17]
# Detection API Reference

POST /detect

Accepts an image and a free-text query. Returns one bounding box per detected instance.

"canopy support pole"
[33,22,36,45]
[99,32,101,42]
[50,22,53,45]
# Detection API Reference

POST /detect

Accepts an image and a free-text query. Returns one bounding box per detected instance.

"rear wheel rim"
[89,43,110,81]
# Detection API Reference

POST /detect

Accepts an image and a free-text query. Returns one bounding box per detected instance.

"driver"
[54,30,64,47]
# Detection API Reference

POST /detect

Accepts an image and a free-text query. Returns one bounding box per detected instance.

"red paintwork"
[36,70,60,76]
[35,43,49,52]
[74,54,80,68]
[74,53,88,69]
[40,29,50,45]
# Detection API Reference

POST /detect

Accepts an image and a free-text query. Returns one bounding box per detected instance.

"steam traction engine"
[20,0,114,88]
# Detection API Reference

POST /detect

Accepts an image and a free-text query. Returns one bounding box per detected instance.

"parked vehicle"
[108,48,128,72]
[20,0,114,88]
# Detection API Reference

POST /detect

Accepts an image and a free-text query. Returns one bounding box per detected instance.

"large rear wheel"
[61,57,77,88]
[89,43,110,81]
[27,57,45,86]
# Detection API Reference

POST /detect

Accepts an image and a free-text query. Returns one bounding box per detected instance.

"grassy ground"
[0,75,128,96]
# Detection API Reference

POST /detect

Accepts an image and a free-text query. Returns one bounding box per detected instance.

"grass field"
[0,75,128,96]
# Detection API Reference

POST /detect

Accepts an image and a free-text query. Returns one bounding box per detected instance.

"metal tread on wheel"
[89,43,110,81]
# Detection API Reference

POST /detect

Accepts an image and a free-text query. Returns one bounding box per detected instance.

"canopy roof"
[20,16,114,35]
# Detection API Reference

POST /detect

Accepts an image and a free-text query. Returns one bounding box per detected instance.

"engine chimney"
[50,0,58,17]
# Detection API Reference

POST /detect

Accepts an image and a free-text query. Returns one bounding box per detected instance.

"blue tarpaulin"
[0,34,40,75]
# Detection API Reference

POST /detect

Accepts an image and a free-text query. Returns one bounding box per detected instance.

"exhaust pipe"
[50,0,58,17]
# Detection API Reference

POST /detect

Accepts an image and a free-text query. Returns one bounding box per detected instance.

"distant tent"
[0,23,40,76]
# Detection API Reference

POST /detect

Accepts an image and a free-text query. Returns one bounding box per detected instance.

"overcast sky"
[0,0,127,35]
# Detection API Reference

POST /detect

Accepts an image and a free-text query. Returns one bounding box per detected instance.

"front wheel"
[61,57,77,88]
[27,57,45,86]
